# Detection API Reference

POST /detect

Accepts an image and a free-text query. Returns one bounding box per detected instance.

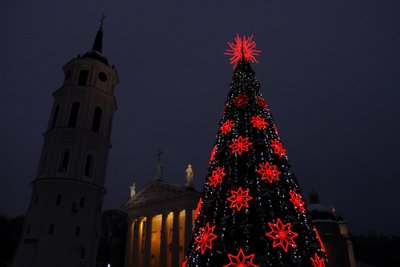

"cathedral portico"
[122,181,201,267]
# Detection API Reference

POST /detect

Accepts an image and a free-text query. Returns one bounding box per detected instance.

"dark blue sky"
[1,0,399,235]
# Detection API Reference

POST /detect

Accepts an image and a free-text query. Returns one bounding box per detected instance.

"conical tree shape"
[184,59,327,267]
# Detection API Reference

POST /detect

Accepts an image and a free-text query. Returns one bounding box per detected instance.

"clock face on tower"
[98,72,107,82]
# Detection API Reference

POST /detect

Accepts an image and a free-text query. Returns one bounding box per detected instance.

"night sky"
[1,0,399,235]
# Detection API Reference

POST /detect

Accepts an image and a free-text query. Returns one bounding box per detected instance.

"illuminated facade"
[123,185,356,267]
[122,181,201,267]
[13,22,119,267]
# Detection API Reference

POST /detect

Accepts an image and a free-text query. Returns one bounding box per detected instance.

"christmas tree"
[183,35,327,267]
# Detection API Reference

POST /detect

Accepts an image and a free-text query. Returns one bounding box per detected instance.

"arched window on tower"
[51,105,59,128]
[84,154,94,177]
[68,102,80,128]
[58,149,70,173]
[91,107,103,132]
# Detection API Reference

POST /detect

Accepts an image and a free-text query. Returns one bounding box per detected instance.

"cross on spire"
[99,13,106,27]
[156,148,164,180]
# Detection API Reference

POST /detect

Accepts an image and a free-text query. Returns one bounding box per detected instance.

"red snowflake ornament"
[289,190,306,213]
[251,115,268,130]
[266,218,299,252]
[209,166,226,188]
[234,93,249,107]
[313,226,326,253]
[257,162,281,183]
[227,187,253,211]
[223,248,259,267]
[256,96,269,109]
[195,222,218,254]
[221,120,234,134]
[270,139,286,158]
[229,136,252,155]
[224,34,261,68]
[194,197,202,220]
[311,253,326,267]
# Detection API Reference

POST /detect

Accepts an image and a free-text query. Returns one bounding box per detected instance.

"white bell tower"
[13,20,119,267]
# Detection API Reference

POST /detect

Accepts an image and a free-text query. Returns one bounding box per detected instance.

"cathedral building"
[123,182,356,267]
[13,21,119,267]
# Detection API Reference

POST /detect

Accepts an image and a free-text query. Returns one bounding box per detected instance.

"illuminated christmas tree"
[183,35,327,267]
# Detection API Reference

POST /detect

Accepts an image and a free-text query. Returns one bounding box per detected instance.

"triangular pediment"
[122,181,196,209]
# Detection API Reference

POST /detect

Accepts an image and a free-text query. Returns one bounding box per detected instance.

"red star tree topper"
[227,187,253,211]
[223,248,259,267]
[208,166,226,188]
[194,198,202,220]
[224,34,261,68]
[257,162,281,183]
[270,139,286,158]
[229,136,252,155]
[311,253,326,267]
[234,93,250,107]
[220,120,234,134]
[289,190,306,213]
[195,222,218,254]
[250,115,268,130]
[266,218,299,252]
[313,226,326,253]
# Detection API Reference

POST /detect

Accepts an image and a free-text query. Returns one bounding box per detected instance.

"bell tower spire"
[92,14,105,53]
[13,19,119,267]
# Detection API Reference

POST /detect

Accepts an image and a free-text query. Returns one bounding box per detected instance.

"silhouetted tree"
[97,209,128,267]
[0,214,24,267]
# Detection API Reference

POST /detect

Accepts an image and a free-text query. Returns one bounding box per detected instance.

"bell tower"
[13,20,119,267]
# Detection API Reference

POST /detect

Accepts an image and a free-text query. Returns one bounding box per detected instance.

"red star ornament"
[234,93,249,107]
[221,120,234,134]
[194,197,202,220]
[195,222,218,254]
[223,248,259,267]
[250,115,268,130]
[270,139,286,158]
[209,166,226,188]
[182,258,187,267]
[257,162,281,183]
[229,136,252,155]
[256,96,269,109]
[289,190,306,213]
[266,218,299,252]
[311,253,326,267]
[227,187,253,211]
[313,226,326,253]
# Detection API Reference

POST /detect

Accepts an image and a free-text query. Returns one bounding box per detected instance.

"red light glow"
[289,191,306,213]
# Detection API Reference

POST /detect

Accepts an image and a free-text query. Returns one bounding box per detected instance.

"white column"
[125,218,134,267]
[143,216,152,267]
